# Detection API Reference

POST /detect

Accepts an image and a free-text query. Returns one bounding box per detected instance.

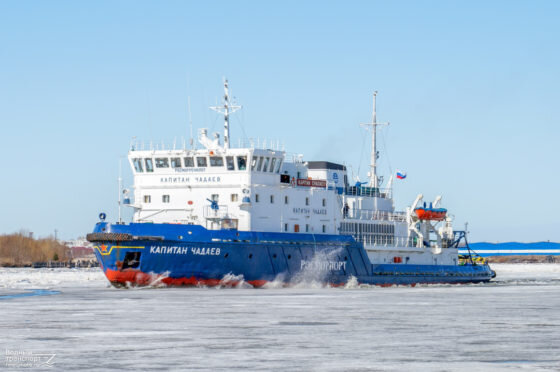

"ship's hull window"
[270,195,274,204]
[255,194,260,203]
[184,157,194,167]
[196,157,208,167]
[226,156,235,170]
[155,158,169,168]
[237,156,247,171]
[143,195,151,203]
[231,194,238,202]
[162,195,170,203]
[322,225,326,233]
[322,198,326,207]
[170,157,181,168]
[210,156,224,167]
[284,195,289,204]
[145,158,154,172]
[305,197,309,206]
[284,223,288,232]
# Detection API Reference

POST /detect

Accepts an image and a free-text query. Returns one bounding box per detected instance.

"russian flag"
[396,170,407,179]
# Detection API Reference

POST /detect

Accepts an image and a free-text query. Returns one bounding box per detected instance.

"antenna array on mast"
[360,91,389,188]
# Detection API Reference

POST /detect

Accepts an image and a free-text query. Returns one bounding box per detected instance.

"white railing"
[203,205,231,220]
[346,210,406,222]
[129,138,287,152]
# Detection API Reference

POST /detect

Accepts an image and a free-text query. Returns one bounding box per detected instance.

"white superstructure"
[123,81,458,266]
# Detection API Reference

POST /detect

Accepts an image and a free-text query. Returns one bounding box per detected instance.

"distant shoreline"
[486,255,558,263]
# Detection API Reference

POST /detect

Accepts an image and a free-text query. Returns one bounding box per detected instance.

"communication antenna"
[360,91,389,188]
[118,158,123,223]
[188,96,194,149]
[210,78,242,149]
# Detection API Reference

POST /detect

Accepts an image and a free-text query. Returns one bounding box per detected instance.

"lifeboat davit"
[414,207,447,221]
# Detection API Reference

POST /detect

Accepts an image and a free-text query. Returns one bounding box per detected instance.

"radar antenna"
[209,79,242,149]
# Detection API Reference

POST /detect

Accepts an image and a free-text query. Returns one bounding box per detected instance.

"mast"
[210,79,241,149]
[361,91,389,188]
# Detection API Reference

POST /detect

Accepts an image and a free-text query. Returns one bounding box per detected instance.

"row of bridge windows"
[132,155,283,174]
[132,156,248,172]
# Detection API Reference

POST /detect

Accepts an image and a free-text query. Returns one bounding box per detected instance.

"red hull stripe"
[105,268,270,288]
[104,269,420,288]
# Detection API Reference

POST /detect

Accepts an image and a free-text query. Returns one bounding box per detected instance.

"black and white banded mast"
[210,79,242,149]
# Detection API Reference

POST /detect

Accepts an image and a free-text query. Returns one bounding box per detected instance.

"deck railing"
[345,210,406,222]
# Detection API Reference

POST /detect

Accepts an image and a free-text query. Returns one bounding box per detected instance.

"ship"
[87,80,495,287]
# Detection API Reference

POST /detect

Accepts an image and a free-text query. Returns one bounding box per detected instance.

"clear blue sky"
[1,1,558,242]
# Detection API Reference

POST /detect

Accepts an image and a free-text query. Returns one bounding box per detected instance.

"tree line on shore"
[0,231,70,267]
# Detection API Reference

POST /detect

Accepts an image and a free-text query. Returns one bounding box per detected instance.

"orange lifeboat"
[414,206,447,221]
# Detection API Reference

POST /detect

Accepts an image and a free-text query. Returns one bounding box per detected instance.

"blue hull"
[88,222,495,287]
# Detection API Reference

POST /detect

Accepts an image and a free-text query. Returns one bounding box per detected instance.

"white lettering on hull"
[149,246,220,256]
[300,260,346,271]
[191,247,221,256]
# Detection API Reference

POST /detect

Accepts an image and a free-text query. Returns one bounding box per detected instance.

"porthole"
[178,236,183,240]
[273,254,277,258]
[224,253,229,258]
[249,254,253,259]
[287,254,292,259]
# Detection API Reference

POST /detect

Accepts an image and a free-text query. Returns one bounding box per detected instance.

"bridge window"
[145,158,154,172]
[237,156,247,171]
[143,195,151,203]
[196,157,207,167]
[132,158,143,172]
[184,157,194,167]
[257,157,264,171]
[251,156,258,171]
[263,157,270,173]
[226,156,235,170]
[210,156,224,167]
[155,158,169,168]
[170,157,181,168]
[162,195,170,203]
[269,158,276,172]
[275,159,283,173]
